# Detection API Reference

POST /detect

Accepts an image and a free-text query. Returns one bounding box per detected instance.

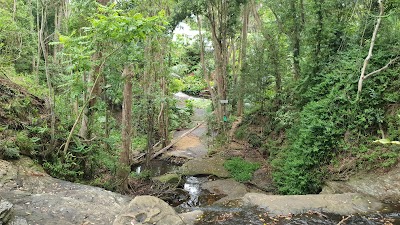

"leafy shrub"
[169,101,194,130]
[15,131,38,155]
[182,75,207,96]
[273,99,343,194]
[224,157,260,182]
[130,169,152,180]
[43,152,84,180]
[272,46,400,194]
[0,140,20,159]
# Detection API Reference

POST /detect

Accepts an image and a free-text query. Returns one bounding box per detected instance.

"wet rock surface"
[0,158,203,225]
[322,163,400,201]
[242,192,384,216]
[113,195,185,225]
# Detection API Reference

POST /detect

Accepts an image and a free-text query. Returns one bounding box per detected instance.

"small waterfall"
[182,176,201,207]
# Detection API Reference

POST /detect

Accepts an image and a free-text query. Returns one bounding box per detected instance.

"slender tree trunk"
[357,0,386,97]
[313,0,323,75]
[53,3,63,63]
[78,52,102,139]
[13,0,17,21]
[39,3,56,151]
[237,3,250,116]
[251,2,282,106]
[197,15,218,113]
[206,1,230,129]
[35,0,41,81]
[117,64,134,192]
[291,0,301,80]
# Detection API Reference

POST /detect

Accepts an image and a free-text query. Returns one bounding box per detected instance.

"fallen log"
[131,121,205,165]
[151,121,205,159]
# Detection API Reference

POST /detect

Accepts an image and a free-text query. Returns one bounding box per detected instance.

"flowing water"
[175,176,400,225]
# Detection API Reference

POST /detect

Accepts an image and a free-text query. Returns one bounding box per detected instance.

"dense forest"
[1,0,399,196]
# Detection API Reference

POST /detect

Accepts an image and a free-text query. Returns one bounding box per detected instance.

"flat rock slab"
[0,158,131,225]
[202,179,248,203]
[180,157,230,178]
[322,164,400,201]
[113,195,184,225]
[242,193,383,216]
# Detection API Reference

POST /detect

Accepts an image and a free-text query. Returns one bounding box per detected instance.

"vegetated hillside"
[0,77,51,159]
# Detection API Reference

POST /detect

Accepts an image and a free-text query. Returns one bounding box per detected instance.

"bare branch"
[357,0,384,97]
[363,56,400,79]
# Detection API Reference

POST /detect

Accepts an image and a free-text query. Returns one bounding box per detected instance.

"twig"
[363,56,400,80]
[337,215,352,225]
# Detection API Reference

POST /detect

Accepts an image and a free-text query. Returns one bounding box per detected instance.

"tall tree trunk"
[206,0,230,130]
[13,0,17,21]
[53,2,63,63]
[237,2,250,116]
[39,3,56,151]
[252,2,282,106]
[313,0,323,75]
[291,0,301,80]
[35,0,41,81]
[117,64,134,192]
[78,52,102,139]
[197,15,218,113]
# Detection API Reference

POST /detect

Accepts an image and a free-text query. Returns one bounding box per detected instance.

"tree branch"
[357,0,384,97]
[363,56,400,79]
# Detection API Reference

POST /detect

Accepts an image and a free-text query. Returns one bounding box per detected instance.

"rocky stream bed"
[1,92,400,224]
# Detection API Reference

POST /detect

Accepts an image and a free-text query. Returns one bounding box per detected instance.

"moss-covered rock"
[152,173,182,185]
[180,156,230,178]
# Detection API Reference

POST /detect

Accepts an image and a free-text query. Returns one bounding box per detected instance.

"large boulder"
[180,156,230,178]
[321,163,400,201]
[0,158,131,225]
[113,195,184,225]
[242,193,383,216]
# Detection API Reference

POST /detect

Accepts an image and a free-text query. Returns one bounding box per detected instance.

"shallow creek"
[137,160,400,224]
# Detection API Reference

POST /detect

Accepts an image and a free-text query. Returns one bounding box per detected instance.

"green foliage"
[132,136,147,151]
[15,131,38,155]
[182,75,207,96]
[271,42,400,194]
[43,153,84,180]
[0,140,20,159]
[130,170,152,180]
[170,78,185,93]
[357,145,399,169]
[169,100,194,130]
[224,157,260,182]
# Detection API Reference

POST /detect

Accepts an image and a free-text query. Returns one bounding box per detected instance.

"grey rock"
[242,193,383,216]
[0,158,131,225]
[180,157,230,178]
[113,195,184,225]
[152,173,182,185]
[321,164,400,201]
[9,216,28,225]
[178,210,203,225]
[0,200,13,224]
[202,179,248,203]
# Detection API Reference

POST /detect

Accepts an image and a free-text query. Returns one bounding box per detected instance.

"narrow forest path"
[166,92,210,159]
